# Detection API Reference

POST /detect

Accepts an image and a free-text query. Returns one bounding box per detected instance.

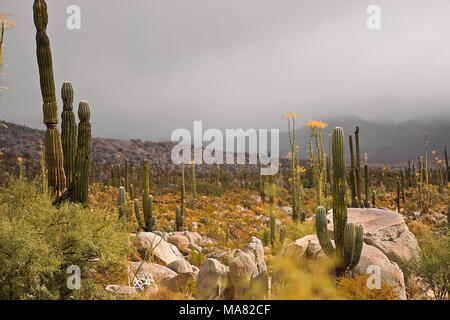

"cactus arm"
[343,223,356,269]
[350,225,364,268]
[315,206,335,258]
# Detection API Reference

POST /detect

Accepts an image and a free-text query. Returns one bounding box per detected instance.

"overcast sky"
[1,0,449,141]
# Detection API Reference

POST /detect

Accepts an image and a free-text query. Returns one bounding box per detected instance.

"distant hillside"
[1,114,448,167]
[0,122,176,168]
[280,114,449,166]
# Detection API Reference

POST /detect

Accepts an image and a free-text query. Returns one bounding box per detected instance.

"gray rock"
[133,232,184,265]
[167,259,193,274]
[196,258,233,300]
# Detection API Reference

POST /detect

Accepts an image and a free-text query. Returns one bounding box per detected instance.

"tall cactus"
[134,195,156,232]
[315,127,363,277]
[33,0,66,198]
[349,135,357,207]
[355,127,362,203]
[61,81,77,185]
[134,159,156,231]
[71,101,91,203]
[117,186,126,218]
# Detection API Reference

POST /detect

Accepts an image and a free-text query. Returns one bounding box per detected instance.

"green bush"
[0,178,130,300]
[196,182,224,196]
[403,236,449,300]
[285,220,315,241]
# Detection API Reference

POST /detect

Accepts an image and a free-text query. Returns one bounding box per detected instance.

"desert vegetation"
[0,1,448,301]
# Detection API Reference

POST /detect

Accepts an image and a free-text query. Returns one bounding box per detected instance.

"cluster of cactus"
[285,113,303,221]
[134,160,157,231]
[175,206,183,231]
[33,0,66,199]
[34,1,92,203]
[315,127,364,277]
[307,121,327,206]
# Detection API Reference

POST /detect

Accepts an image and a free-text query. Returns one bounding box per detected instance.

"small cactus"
[117,186,126,218]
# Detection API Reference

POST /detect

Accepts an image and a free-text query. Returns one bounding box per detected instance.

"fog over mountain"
[1,0,450,142]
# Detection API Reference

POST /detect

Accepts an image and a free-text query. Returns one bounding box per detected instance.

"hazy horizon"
[1,0,450,141]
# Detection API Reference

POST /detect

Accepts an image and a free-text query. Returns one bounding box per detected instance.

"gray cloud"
[1,0,449,141]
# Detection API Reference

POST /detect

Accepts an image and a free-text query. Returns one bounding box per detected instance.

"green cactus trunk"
[176,206,183,231]
[372,190,376,208]
[33,0,66,199]
[396,181,401,213]
[61,82,77,186]
[124,158,129,193]
[117,186,126,218]
[315,127,363,278]
[364,163,369,208]
[71,101,91,203]
[349,135,357,207]
[355,127,362,203]
[192,161,197,198]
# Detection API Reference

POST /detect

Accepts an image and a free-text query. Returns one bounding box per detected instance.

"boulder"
[229,249,259,299]
[162,272,197,292]
[167,259,193,274]
[167,235,190,255]
[196,258,233,300]
[128,261,177,283]
[133,232,184,265]
[354,244,406,300]
[326,208,419,267]
[243,236,267,274]
[199,236,217,247]
[183,231,202,244]
[189,243,203,253]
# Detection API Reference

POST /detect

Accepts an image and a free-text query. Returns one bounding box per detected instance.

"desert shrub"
[408,221,434,247]
[187,249,205,267]
[285,220,315,241]
[403,236,449,300]
[272,256,342,300]
[196,182,224,196]
[0,178,130,300]
[337,274,397,300]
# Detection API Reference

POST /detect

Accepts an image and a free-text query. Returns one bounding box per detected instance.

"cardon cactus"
[71,101,91,203]
[175,206,183,231]
[134,195,156,232]
[315,127,363,277]
[61,81,77,185]
[134,160,156,231]
[117,186,126,218]
[34,0,66,198]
